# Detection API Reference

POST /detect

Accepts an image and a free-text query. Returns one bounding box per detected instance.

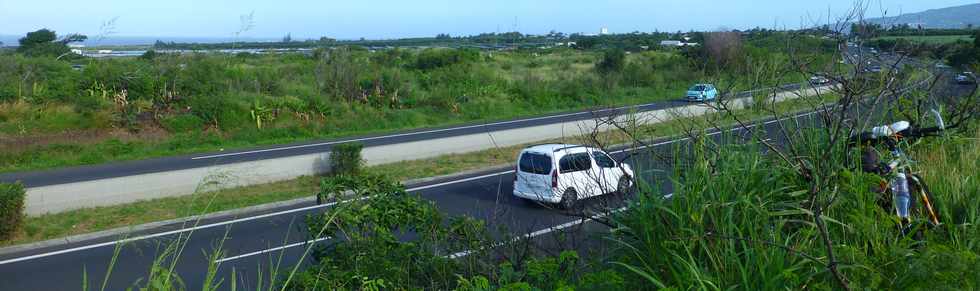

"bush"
[184,94,249,129]
[330,142,364,176]
[0,182,26,241]
[414,48,480,70]
[596,48,626,74]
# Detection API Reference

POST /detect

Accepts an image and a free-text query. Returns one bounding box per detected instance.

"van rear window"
[519,153,552,175]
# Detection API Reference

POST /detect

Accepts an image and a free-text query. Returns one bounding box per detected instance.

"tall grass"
[611,126,980,289]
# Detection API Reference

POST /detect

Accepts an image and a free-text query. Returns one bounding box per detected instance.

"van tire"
[559,189,577,210]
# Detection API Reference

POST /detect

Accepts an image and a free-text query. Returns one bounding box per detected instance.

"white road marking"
[214,236,333,263]
[446,206,630,259]
[0,108,819,266]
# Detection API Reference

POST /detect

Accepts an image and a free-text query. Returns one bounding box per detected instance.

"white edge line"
[0,109,817,265]
[214,236,333,263]
[446,206,631,259]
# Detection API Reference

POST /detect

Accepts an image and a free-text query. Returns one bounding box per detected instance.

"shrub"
[330,142,364,176]
[414,48,480,71]
[184,94,249,129]
[0,182,26,241]
[596,48,626,74]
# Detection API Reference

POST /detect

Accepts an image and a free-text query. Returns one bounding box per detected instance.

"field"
[875,34,975,45]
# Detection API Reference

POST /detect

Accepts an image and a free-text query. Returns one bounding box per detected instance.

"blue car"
[686,84,718,101]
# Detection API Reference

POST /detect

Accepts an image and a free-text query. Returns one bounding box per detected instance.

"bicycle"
[848,109,946,233]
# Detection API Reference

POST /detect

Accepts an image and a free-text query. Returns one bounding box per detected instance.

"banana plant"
[250,99,274,129]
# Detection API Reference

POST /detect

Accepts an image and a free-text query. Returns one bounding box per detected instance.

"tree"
[596,48,626,74]
[704,31,743,67]
[17,29,86,58]
[974,30,980,48]
[140,50,158,61]
[318,36,336,44]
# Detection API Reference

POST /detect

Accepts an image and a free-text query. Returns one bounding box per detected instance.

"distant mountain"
[0,34,278,47]
[865,3,980,29]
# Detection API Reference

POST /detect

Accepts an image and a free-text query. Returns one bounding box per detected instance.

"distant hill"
[0,34,278,47]
[865,3,980,29]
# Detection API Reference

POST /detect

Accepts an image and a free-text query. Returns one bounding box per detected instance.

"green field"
[876,35,975,44]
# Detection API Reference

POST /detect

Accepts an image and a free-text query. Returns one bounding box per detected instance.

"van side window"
[559,153,592,173]
[519,153,552,175]
[592,152,616,168]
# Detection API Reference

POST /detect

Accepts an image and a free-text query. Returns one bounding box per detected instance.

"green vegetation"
[0,31,834,174]
[329,142,364,176]
[867,29,980,68]
[15,29,86,58]
[0,182,26,240]
[875,35,975,45]
[606,126,980,289]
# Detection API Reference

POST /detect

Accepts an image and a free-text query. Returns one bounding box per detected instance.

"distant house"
[69,43,85,55]
[660,40,698,47]
[660,40,683,47]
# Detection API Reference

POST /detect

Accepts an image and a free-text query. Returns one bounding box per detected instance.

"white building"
[600,27,610,35]
[68,43,85,55]
[660,40,699,47]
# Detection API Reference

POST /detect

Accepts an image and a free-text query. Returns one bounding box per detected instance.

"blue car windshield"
[689,85,706,91]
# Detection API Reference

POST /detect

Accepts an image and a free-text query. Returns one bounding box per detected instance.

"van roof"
[523,143,590,154]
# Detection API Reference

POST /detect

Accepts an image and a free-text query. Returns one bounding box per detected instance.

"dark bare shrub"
[0,182,25,241]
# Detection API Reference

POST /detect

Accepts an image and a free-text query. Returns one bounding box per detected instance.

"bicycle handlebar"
[848,125,943,147]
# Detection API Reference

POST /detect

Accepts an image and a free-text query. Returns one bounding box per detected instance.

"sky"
[1,0,977,40]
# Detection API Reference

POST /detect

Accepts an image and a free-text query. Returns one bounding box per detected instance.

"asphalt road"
[0,85,796,188]
[0,108,825,290]
[0,46,972,290]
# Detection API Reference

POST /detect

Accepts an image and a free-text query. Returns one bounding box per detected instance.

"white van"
[513,144,635,209]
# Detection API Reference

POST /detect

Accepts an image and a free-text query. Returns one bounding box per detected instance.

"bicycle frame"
[883,139,941,226]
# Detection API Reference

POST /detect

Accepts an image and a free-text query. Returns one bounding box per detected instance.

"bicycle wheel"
[908,174,941,226]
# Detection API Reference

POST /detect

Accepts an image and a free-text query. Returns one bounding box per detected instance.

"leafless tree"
[705,31,743,68]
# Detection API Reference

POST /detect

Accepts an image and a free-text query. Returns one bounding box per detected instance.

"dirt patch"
[0,125,173,153]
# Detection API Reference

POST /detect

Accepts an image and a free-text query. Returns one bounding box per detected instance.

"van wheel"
[617,176,635,197]
[559,189,577,210]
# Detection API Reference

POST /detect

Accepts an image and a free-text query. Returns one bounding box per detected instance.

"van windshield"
[689,85,705,92]
[519,153,552,175]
